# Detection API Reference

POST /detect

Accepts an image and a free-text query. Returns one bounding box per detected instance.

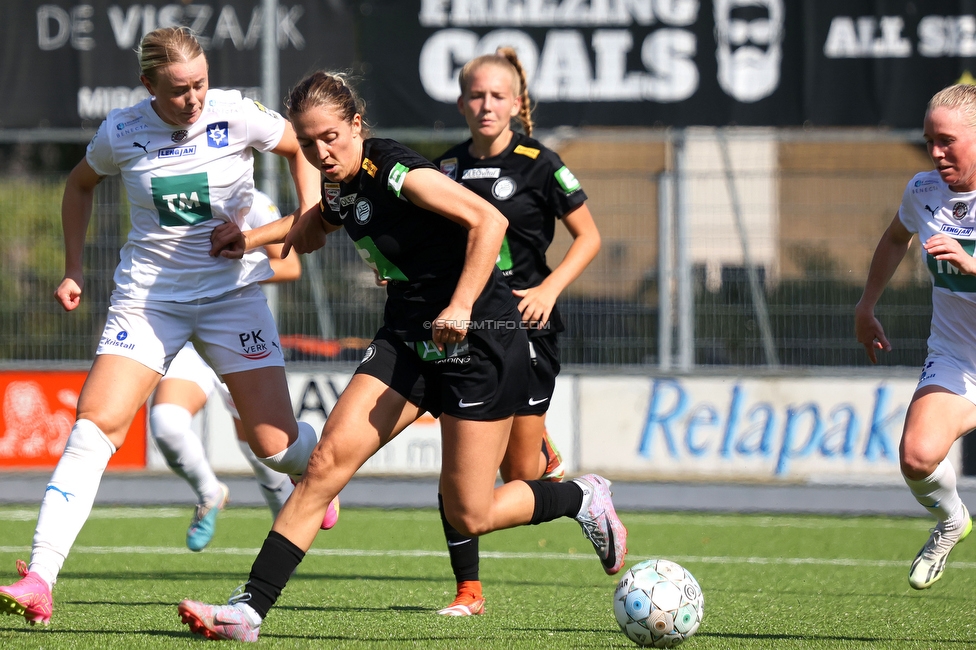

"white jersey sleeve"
[898,177,919,234]
[240,98,287,153]
[85,120,120,177]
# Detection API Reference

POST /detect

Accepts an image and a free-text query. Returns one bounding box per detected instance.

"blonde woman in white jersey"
[856,83,976,590]
[150,191,339,553]
[0,27,321,626]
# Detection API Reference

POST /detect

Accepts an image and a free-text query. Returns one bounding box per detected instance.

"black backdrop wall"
[4,0,976,129]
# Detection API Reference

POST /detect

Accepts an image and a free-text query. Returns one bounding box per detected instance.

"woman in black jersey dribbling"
[431,49,602,616]
[177,71,626,641]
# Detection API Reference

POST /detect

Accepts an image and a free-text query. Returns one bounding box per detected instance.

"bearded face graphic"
[714,0,784,103]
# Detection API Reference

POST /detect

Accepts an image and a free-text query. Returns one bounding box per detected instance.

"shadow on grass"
[698,631,976,644]
[55,601,436,614]
[56,570,585,590]
[275,603,429,614]
[0,627,191,639]
[56,570,447,583]
[0,625,481,643]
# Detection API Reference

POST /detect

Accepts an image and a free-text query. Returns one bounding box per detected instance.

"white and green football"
[613,559,704,648]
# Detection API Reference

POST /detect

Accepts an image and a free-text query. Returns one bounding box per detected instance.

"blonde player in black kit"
[176,71,626,642]
[432,48,602,616]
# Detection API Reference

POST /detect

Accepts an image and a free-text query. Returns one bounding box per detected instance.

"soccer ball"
[613,559,704,648]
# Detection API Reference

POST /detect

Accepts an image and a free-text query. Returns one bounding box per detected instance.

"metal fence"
[0,127,935,368]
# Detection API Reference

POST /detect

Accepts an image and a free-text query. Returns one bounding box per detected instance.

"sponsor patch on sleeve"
[388,162,409,197]
[440,157,458,180]
[554,165,581,193]
[252,100,281,120]
[514,145,540,159]
[324,183,341,212]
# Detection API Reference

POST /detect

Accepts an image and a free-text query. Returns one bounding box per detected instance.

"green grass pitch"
[1,505,975,648]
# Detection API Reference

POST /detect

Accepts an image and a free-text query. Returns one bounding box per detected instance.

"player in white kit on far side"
[150,190,338,553]
[856,83,976,590]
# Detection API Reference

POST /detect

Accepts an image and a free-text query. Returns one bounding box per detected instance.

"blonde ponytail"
[495,47,533,136]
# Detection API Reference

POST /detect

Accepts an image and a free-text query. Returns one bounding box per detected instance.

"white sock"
[236,601,263,627]
[237,439,294,518]
[573,477,594,519]
[30,419,116,587]
[150,404,222,505]
[905,459,965,524]
[259,421,317,481]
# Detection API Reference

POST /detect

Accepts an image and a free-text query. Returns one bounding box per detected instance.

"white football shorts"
[915,352,976,406]
[96,284,284,379]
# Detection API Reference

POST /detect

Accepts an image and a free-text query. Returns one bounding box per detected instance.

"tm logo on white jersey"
[151,172,213,226]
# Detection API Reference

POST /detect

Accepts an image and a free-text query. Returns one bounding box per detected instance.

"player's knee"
[149,404,193,443]
[302,442,338,482]
[448,510,492,538]
[258,420,317,476]
[500,456,539,483]
[65,419,117,458]
[900,446,940,479]
[74,404,126,439]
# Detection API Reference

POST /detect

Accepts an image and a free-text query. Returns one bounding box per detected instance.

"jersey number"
[151,172,214,227]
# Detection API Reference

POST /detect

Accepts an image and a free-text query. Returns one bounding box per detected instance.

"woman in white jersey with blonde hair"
[856,83,976,590]
[0,27,322,626]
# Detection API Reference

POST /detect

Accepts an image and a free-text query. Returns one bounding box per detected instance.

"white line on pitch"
[0,508,934,530]
[0,545,968,569]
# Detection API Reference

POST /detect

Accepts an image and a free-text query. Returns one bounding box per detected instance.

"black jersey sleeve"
[369,139,437,200]
[539,148,588,219]
[319,178,344,227]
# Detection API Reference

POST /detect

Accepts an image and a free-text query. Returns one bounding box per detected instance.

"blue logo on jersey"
[116,331,128,341]
[116,118,141,131]
[159,145,197,159]
[207,122,229,148]
[941,224,974,237]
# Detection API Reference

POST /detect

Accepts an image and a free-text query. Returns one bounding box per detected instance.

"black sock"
[243,530,305,619]
[438,493,479,583]
[526,480,584,525]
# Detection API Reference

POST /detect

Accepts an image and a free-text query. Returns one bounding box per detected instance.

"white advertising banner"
[149,370,947,483]
[576,374,947,481]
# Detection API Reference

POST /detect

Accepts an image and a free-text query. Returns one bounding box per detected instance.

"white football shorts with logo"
[96,283,284,378]
[164,342,240,419]
[915,352,976,406]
